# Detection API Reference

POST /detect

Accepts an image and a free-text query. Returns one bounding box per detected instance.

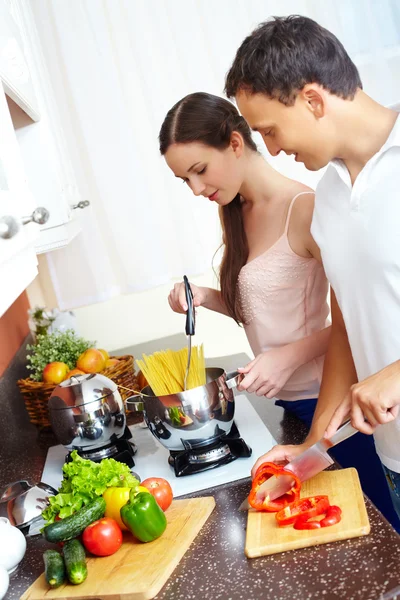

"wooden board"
[21,496,215,600]
[245,468,370,558]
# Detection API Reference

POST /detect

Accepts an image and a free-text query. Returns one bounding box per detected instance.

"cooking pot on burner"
[126,368,242,452]
[48,373,126,451]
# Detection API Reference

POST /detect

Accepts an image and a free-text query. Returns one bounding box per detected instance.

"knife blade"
[239,420,357,511]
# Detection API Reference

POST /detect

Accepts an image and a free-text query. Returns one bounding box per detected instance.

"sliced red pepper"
[276,495,330,526]
[293,504,342,530]
[320,505,342,527]
[248,462,301,512]
[294,518,322,530]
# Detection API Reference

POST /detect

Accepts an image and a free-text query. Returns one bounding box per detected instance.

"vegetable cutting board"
[245,468,370,558]
[21,496,215,600]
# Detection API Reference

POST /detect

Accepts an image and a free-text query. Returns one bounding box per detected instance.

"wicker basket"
[17,355,139,429]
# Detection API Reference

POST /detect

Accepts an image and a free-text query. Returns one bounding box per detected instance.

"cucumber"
[43,497,106,543]
[63,539,88,585]
[43,549,65,588]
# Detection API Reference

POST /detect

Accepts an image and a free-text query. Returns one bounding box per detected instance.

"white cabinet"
[0,0,89,317]
[4,0,88,254]
[0,0,39,120]
[0,80,39,317]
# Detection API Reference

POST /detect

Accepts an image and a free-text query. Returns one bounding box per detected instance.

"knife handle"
[327,420,358,447]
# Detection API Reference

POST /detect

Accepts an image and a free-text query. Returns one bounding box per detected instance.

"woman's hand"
[237,346,300,398]
[251,442,310,479]
[167,282,208,314]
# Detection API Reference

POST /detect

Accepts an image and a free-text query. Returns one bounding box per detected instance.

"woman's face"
[164,139,244,206]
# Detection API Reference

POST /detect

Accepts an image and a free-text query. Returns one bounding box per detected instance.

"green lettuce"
[42,450,139,523]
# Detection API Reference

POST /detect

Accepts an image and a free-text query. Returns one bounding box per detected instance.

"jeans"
[275,398,400,533]
[383,465,400,522]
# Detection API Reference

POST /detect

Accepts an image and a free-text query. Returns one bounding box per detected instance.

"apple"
[43,362,70,384]
[77,348,106,373]
[99,349,109,362]
[105,358,119,369]
[64,368,85,380]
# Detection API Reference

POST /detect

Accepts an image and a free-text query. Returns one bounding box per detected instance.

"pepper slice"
[276,495,330,526]
[293,504,342,530]
[320,505,342,528]
[248,462,301,512]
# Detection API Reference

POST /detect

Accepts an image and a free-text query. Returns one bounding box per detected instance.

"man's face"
[236,89,334,171]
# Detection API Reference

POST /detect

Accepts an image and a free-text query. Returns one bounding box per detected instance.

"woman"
[159,92,330,427]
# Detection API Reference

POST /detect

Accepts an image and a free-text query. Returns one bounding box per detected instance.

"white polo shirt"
[311,114,400,473]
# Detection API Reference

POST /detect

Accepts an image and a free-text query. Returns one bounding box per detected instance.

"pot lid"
[48,373,118,410]
[0,481,57,530]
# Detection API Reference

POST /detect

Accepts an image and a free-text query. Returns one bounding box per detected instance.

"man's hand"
[325,360,400,438]
[237,346,299,398]
[251,442,311,479]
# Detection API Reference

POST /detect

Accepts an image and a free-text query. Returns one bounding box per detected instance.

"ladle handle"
[183,275,195,336]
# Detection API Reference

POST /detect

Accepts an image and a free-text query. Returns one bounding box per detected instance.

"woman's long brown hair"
[159,92,257,324]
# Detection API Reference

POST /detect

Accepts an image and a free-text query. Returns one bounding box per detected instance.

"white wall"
[28,0,400,358]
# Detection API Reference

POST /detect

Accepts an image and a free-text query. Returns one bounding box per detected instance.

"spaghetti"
[136,345,206,395]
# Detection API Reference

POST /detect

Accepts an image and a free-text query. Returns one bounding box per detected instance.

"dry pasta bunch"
[136,345,206,395]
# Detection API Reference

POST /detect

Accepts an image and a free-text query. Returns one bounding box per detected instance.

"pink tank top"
[237,192,330,401]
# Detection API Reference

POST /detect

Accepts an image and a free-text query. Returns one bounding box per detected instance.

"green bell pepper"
[120,490,167,542]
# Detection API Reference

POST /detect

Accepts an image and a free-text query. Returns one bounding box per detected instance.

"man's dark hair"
[225,15,362,105]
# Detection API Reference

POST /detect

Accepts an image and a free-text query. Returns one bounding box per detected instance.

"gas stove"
[64,426,137,469]
[42,394,277,498]
[168,421,252,477]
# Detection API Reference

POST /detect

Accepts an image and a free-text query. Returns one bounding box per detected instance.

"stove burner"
[168,421,252,477]
[65,426,137,469]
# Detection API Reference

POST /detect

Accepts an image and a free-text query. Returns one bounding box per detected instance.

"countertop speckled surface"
[1,336,400,600]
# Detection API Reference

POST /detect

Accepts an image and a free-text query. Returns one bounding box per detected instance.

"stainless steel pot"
[126,368,241,451]
[48,373,126,451]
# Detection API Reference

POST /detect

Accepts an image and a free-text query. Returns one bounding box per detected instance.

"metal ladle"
[183,275,195,391]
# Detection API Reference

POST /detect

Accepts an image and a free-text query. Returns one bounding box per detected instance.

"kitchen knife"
[239,420,358,511]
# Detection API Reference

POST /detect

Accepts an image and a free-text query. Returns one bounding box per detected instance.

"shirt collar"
[329,110,400,181]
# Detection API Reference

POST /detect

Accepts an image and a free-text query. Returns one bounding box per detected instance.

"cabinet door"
[0,81,38,317]
[5,0,86,254]
[0,0,39,120]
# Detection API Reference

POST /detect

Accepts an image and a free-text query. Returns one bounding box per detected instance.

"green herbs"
[42,451,139,523]
[29,307,56,337]
[26,330,95,381]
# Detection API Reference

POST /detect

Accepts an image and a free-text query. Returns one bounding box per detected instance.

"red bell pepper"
[276,495,330,526]
[293,504,342,530]
[248,462,301,512]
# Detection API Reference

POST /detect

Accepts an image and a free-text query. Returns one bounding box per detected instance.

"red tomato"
[141,477,173,511]
[82,518,123,556]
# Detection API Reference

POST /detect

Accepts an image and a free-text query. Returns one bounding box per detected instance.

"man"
[224,15,400,521]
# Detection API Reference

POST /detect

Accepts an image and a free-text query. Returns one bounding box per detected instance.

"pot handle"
[125,397,144,412]
[226,370,244,390]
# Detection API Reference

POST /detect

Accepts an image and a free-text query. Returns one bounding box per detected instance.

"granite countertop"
[1,336,400,600]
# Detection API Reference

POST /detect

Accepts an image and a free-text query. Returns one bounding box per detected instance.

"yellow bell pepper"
[103,486,148,531]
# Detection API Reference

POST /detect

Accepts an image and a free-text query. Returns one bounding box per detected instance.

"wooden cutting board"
[245,468,370,558]
[21,496,215,600]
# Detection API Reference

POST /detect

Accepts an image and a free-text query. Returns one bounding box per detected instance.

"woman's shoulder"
[290,185,315,220]
[286,185,319,259]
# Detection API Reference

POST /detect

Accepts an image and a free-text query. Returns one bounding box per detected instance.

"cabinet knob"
[0,216,19,239]
[72,200,90,210]
[0,207,50,239]
[21,207,50,225]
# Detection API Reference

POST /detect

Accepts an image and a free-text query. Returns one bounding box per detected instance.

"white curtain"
[30,0,400,310]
